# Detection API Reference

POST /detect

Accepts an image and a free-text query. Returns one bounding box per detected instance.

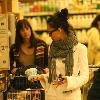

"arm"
[35,39,48,72]
[10,45,15,71]
[43,41,48,73]
[63,44,89,91]
[10,44,18,74]
[44,42,48,67]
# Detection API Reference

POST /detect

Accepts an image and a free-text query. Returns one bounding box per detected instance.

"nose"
[24,28,27,32]
[23,28,28,34]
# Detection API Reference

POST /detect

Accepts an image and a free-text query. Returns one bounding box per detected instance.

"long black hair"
[15,19,35,52]
[47,8,74,35]
[91,14,100,28]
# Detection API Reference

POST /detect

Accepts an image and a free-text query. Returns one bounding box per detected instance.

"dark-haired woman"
[87,14,100,65]
[29,8,89,100]
[9,19,48,100]
[10,19,48,74]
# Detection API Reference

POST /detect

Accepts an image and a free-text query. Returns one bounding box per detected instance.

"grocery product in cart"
[7,66,45,100]
[10,65,44,91]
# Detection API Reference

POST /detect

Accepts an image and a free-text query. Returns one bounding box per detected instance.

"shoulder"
[35,38,47,47]
[77,42,87,48]
[88,27,98,31]
[87,27,99,35]
[74,43,87,53]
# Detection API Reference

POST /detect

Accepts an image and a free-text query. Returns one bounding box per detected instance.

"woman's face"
[47,24,66,41]
[20,26,31,40]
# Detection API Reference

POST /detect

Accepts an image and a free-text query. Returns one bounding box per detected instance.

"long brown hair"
[15,19,35,52]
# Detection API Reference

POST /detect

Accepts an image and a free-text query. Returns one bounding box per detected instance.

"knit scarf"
[48,33,78,83]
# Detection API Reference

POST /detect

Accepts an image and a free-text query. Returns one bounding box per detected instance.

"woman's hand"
[11,68,17,74]
[53,76,67,88]
[43,68,49,74]
[28,74,44,82]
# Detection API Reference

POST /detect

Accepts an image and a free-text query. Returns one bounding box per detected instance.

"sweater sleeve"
[9,44,15,71]
[35,39,48,68]
[63,44,89,91]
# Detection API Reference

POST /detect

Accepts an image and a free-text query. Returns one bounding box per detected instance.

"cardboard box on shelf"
[0,14,9,71]
[0,14,8,33]
[0,34,10,71]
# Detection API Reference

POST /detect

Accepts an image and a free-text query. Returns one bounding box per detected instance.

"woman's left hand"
[53,76,67,88]
[28,74,44,82]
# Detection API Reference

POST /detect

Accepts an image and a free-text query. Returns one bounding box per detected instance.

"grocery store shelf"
[24,12,54,17]
[89,65,100,68]
[19,0,46,3]
[24,9,100,17]
[69,9,100,15]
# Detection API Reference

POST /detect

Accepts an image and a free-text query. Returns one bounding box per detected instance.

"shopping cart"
[7,88,44,100]
[5,74,45,100]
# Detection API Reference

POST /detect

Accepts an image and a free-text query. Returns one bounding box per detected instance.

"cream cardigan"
[87,27,100,65]
[41,43,89,100]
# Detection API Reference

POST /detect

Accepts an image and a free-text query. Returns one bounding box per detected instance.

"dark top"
[9,39,48,90]
[10,39,48,75]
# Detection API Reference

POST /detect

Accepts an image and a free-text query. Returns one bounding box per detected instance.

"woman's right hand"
[53,76,67,88]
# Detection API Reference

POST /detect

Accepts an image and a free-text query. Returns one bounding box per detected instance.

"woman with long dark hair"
[10,19,48,75]
[9,19,48,100]
[29,8,89,100]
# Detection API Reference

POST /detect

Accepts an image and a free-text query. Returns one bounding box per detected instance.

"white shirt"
[41,43,89,100]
